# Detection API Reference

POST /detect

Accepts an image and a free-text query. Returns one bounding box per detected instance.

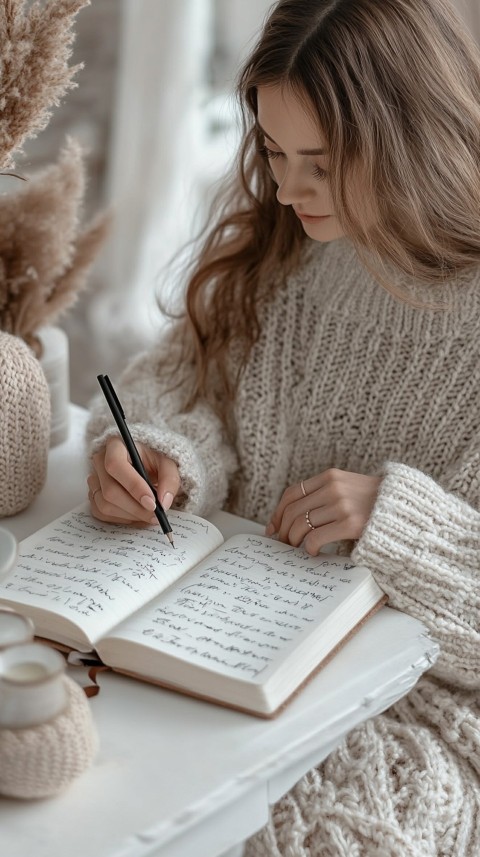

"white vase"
[38,326,70,447]
[0,673,98,799]
[0,332,50,516]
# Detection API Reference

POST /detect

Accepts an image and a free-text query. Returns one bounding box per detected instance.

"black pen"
[97,374,175,548]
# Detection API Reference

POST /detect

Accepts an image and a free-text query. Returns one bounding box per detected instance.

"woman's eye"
[260,145,283,161]
[259,144,327,179]
[312,165,328,180]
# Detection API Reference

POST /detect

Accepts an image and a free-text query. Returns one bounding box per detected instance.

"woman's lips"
[294,211,332,222]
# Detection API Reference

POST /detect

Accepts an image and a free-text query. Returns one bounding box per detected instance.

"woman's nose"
[275,163,314,206]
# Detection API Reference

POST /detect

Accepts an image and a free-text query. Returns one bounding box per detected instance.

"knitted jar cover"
[0,331,51,517]
[0,675,98,799]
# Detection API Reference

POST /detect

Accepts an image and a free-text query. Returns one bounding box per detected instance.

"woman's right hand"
[87,435,181,525]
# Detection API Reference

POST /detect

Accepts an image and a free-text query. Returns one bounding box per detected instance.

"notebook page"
[0,507,224,643]
[105,534,372,682]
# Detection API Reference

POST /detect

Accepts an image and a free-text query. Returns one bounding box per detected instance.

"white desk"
[0,406,439,857]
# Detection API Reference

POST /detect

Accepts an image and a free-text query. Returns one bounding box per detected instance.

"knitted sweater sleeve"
[352,460,480,691]
[85,331,238,516]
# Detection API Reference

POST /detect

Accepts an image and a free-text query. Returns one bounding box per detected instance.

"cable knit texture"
[87,238,480,855]
[0,675,98,798]
[0,331,51,517]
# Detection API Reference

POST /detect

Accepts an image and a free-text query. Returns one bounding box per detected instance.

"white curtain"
[87,0,272,377]
[90,0,215,370]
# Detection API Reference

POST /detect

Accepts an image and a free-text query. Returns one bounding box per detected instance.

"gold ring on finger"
[305,510,315,530]
[300,480,307,497]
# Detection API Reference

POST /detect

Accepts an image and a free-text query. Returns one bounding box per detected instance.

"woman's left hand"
[266,469,382,555]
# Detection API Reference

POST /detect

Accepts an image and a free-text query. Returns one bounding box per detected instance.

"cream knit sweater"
[87,238,480,856]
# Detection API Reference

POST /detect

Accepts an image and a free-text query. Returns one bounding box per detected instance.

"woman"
[87,0,480,853]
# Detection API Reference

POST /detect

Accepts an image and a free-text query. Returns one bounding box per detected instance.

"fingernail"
[162,492,174,511]
[140,494,156,511]
[265,522,275,536]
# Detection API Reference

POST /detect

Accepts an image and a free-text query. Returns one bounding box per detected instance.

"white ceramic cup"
[0,642,68,729]
[0,608,34,650]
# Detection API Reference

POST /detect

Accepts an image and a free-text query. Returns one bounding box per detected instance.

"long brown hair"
[174,0,480,413]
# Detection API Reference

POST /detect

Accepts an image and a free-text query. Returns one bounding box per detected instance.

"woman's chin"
[300,217,344,242]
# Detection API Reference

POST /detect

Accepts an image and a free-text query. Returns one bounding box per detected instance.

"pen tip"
[166,532,175,549]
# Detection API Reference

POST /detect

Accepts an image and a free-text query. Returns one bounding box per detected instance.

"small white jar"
[38,325,70,447]
[0,642,68,729]
[0,608,34,650]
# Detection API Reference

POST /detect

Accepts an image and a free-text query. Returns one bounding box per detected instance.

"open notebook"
[0,504,386,717]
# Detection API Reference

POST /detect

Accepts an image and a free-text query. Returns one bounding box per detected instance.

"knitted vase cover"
[0,331,51,517]
[0,675,98,799]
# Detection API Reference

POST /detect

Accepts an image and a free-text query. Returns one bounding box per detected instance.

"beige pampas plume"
[0,137,110,354]
[0,0,90,170]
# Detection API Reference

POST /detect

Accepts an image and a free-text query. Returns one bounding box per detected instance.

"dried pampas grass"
[0,0,90,169]
[0,137,109,354]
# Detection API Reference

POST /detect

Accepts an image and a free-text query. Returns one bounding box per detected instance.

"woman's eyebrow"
[256,121,327,156]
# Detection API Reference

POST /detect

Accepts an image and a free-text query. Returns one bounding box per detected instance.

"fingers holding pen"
[89,440,154,524]
[153,453,182,511]
[88,435,181,525]
[88,475,142,525]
